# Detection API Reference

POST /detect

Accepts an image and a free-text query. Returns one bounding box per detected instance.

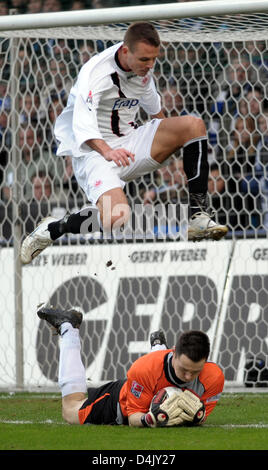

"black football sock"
[188,192,209,216]
[48,208,101,241]
[183,137,209,216]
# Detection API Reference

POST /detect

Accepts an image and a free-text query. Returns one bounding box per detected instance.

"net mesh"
[1,9,268,390]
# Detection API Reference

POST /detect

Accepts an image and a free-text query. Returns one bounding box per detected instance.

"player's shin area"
[81,195,189,239]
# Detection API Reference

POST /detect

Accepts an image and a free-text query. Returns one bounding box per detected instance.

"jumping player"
[37,305,224,427]
[21,22,227,264]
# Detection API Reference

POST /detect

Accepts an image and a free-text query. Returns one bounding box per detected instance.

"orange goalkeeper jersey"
[119,349,224,421]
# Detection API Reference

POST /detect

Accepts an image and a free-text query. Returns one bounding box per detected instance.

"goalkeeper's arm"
[128,412,146,427]
[127,395,185,428]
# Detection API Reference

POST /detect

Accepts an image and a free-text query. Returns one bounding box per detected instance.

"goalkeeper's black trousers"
[78,379,128,425]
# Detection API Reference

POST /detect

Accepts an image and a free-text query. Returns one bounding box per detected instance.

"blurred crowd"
[0,0,210,15]
[0,0,268,243]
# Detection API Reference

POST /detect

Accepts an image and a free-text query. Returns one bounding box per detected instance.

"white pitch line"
[0,394,60,399]
[0,419,65,425]
[206,424,268,428]
[1,420,268,428]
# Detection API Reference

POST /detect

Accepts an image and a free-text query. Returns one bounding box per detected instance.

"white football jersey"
[54,42,161,158]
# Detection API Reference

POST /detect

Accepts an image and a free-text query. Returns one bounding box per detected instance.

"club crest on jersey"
[142,76,149,85]
[87,90,93,109]
[131,380,144,398]
[112,98,139,111]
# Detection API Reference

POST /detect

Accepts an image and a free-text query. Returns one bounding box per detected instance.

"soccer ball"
[151,386,182,408]
[162,386,182,398]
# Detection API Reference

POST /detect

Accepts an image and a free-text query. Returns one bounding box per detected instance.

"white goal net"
[0,1,268,391]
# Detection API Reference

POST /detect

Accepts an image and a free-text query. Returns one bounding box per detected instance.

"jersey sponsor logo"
[131,380,144,398]
[112,98,139,111]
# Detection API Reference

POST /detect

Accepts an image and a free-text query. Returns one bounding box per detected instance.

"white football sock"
[58,322,87,397]
[151,344,167,352]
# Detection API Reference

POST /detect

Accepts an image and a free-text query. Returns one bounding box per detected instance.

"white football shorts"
[71,118,164,204]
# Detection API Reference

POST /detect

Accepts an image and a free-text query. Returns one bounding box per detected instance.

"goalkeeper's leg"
[58,322,88,425]
[37,305,126,425]
[37,305,87,424]
[150,329,168,351]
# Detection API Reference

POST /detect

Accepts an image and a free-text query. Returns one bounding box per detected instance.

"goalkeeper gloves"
[141,389,205,428]
[176,390,206,425]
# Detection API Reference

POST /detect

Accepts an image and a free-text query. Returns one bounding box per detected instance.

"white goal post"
[1,0,268,41]
[1,0,268,392]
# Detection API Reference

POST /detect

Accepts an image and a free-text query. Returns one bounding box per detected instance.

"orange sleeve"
[199,362,225,420]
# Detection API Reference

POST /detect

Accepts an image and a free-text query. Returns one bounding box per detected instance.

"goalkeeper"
[37,305,224,427]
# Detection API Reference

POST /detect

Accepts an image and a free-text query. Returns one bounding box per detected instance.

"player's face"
[122,41,160,76]
[172,354,206,382]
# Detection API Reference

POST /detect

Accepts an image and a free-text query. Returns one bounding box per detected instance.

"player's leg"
[151,115,209,216]
[20,151,130,264]
[37,305,126,425]
[151,116,228,241]
[20,187,130,264]
[20,210,100,264]
[96,187,130,235]
[37,306,87,424]
[62,393,87,425]
[150,329,168,351]
[151,115,206,163]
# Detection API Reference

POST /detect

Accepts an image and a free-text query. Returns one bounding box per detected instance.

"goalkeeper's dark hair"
[175,330,210,362]
[124,22,160,52]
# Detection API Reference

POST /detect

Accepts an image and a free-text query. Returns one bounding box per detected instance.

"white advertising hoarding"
[0,240,232,389]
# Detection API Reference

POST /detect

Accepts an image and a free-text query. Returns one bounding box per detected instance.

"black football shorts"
[78,379,127,425]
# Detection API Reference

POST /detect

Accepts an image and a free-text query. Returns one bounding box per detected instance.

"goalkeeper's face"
[120,41,159,77]
[172,353,206,383]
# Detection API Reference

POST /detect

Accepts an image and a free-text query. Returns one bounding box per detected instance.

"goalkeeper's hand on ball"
[175,390,206,425]
[142,389,205,427]
[142,390,185,427]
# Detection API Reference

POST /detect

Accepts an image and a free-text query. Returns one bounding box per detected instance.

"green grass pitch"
[0,392,268,451]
